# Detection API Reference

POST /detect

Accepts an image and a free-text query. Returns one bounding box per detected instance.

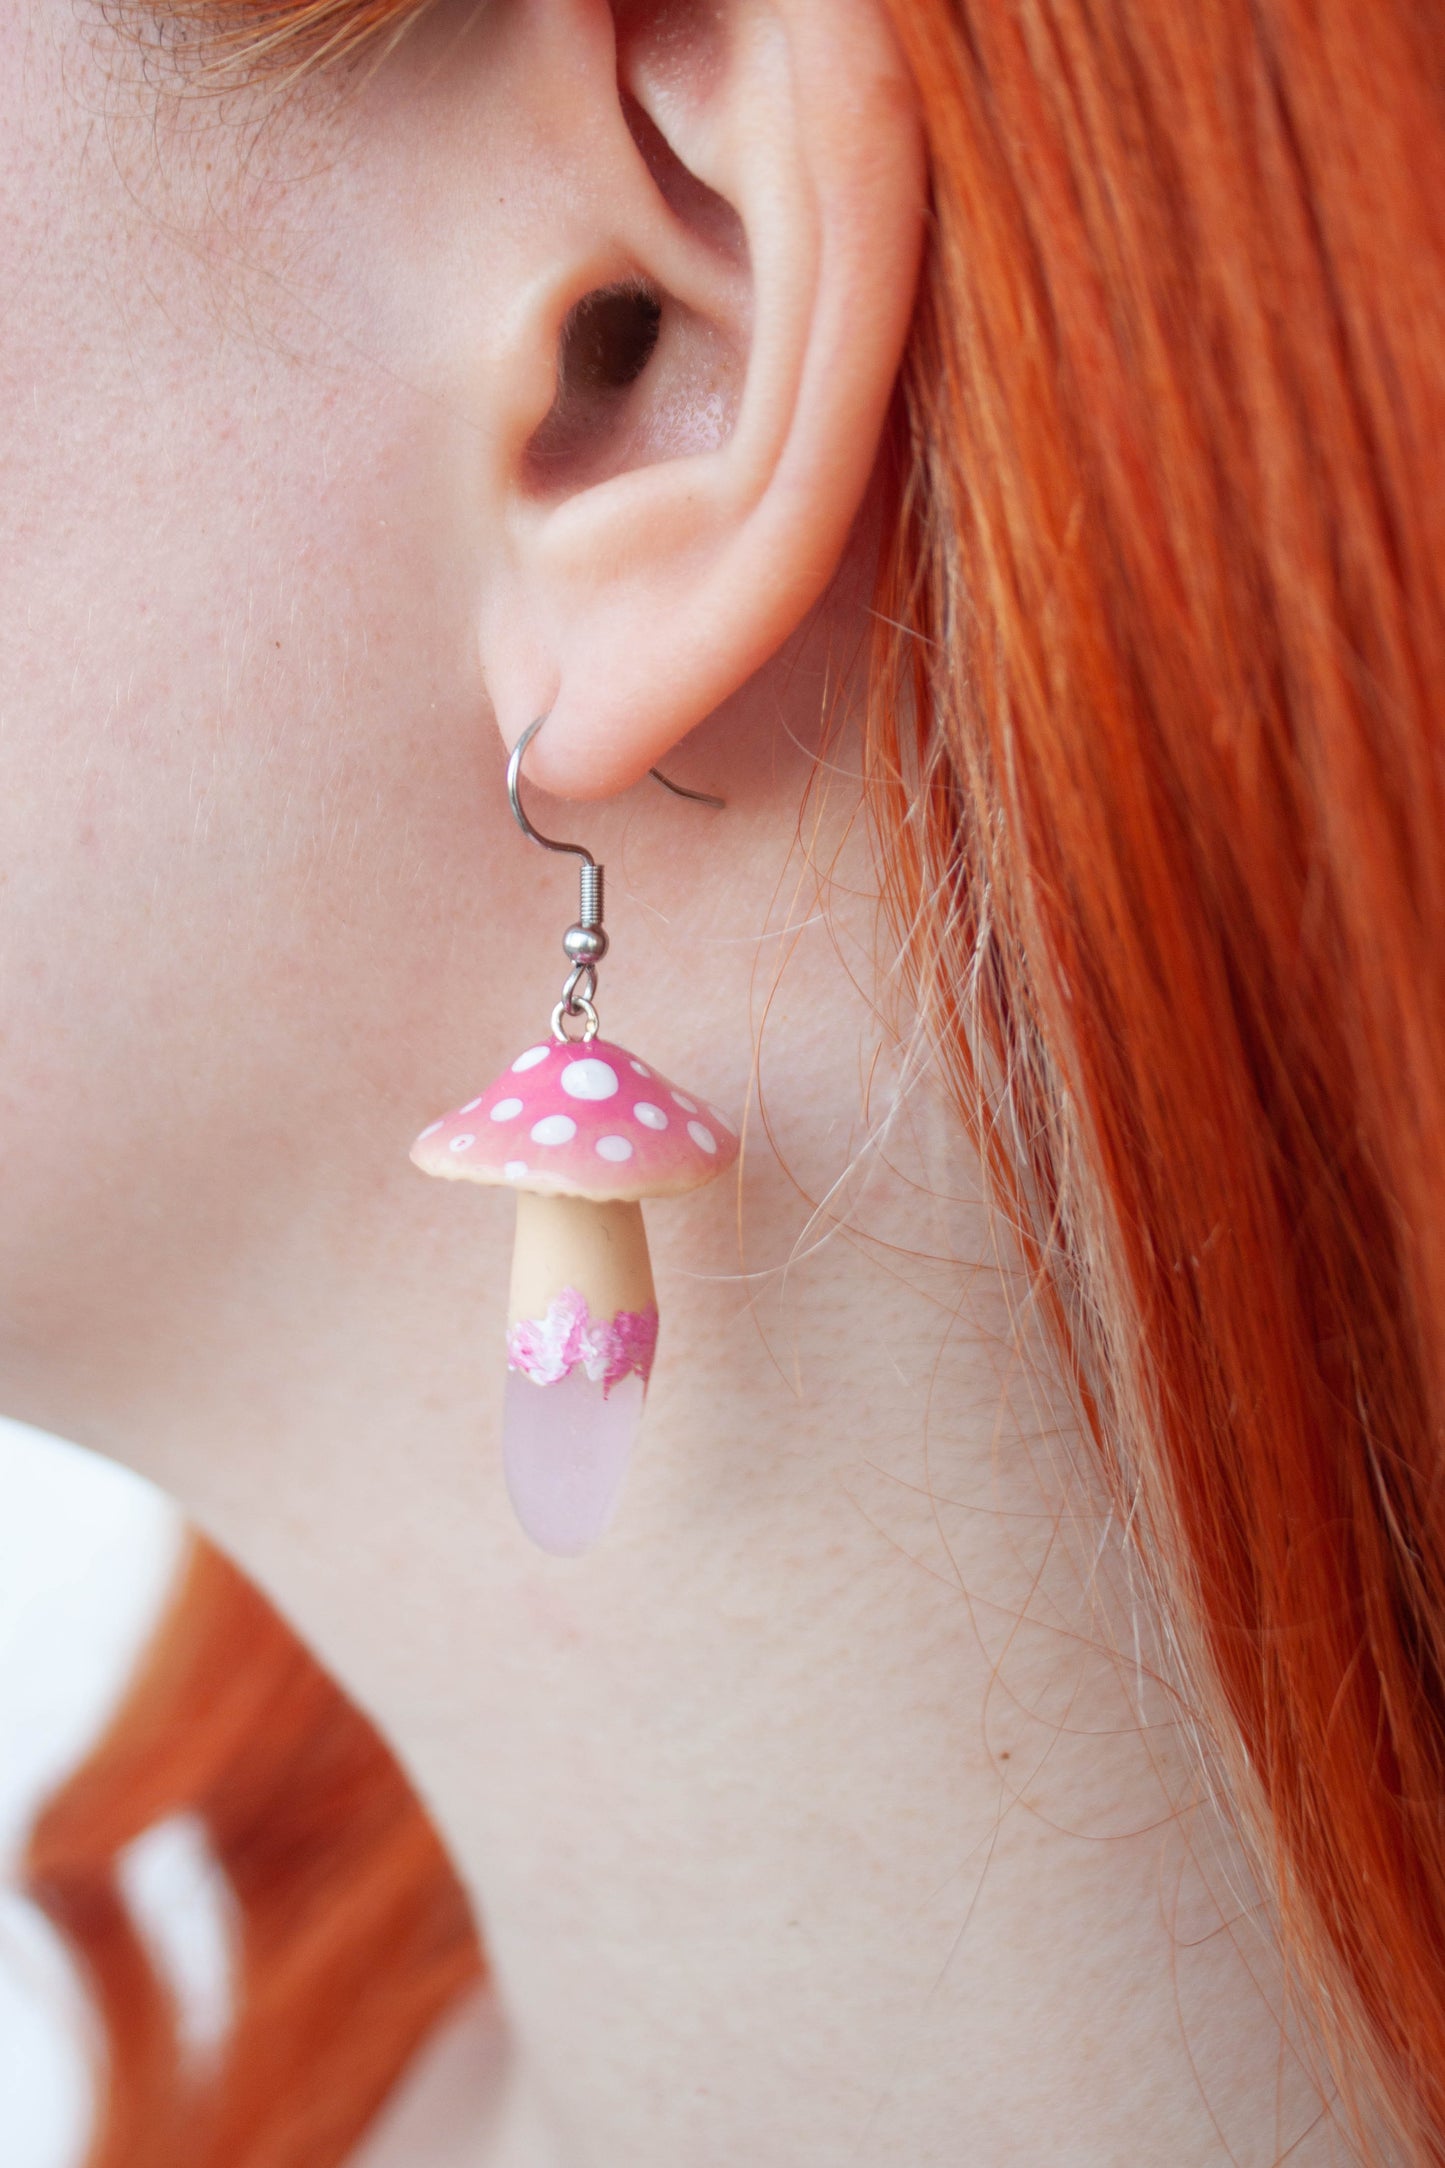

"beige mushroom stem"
[508,1192,656,1333]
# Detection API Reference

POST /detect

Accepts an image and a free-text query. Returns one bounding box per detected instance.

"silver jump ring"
[552,994,600,1043]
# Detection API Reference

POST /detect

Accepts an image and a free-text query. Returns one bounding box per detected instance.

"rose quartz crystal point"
[410,1036,738,1557]
[502,1367,646,1556]
[502,1284,657,1553]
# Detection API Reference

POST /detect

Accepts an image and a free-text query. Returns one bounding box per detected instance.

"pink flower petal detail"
[507,1288,659,1396]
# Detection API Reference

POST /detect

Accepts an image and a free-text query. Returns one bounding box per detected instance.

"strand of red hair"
[871,1,1445,2156]
[26,1539,481,2167]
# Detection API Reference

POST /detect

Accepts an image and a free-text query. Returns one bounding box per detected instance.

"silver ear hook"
[506,714,724,848]
[506,714,598,867]
[506,713,724,1041]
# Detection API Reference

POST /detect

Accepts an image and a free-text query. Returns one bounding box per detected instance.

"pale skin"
[0,0,1360,2160]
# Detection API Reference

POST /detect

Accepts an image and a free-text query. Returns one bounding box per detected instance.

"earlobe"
[475,0,926,798]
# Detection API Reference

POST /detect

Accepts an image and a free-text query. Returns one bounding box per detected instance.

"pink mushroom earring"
[409,716,739,1559]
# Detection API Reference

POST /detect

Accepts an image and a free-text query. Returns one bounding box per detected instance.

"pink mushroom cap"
[409,1036,739,1202]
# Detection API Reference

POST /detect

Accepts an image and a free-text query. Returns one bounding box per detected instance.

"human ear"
[469,0,926,797]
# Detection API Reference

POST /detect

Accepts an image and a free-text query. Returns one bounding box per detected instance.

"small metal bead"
[563,922,609,965]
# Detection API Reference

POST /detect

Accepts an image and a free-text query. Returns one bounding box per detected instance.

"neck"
[10,712,1349,2162]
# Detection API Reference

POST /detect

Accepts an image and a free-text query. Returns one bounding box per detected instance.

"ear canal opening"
[520,73,747,496]
[560,283,663,397]
[523,281,664,485]
[522,268,740,494]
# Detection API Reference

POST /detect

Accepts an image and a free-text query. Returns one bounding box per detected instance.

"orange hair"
[871,4,1445,2154]
[25,0,1445,2160]
[27,1539,481,2166]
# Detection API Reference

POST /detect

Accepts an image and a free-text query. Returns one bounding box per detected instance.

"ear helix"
[409,715,737,1557]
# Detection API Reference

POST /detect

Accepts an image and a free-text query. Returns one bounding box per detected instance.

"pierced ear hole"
[559,283,662,397]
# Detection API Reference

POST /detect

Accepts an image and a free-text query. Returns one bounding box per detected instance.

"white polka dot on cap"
[449,1133,476,1153]
[687,1121,718,1155]
[490,1097,523,1122]
[633,1102,668,1130]
[595,1135,634,1163]
[672,1091,698,1113]
[530,1113,578,1147]
[512,1045,551,1073]
[560,1058,620,1101]
[504,1160,528,1179]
